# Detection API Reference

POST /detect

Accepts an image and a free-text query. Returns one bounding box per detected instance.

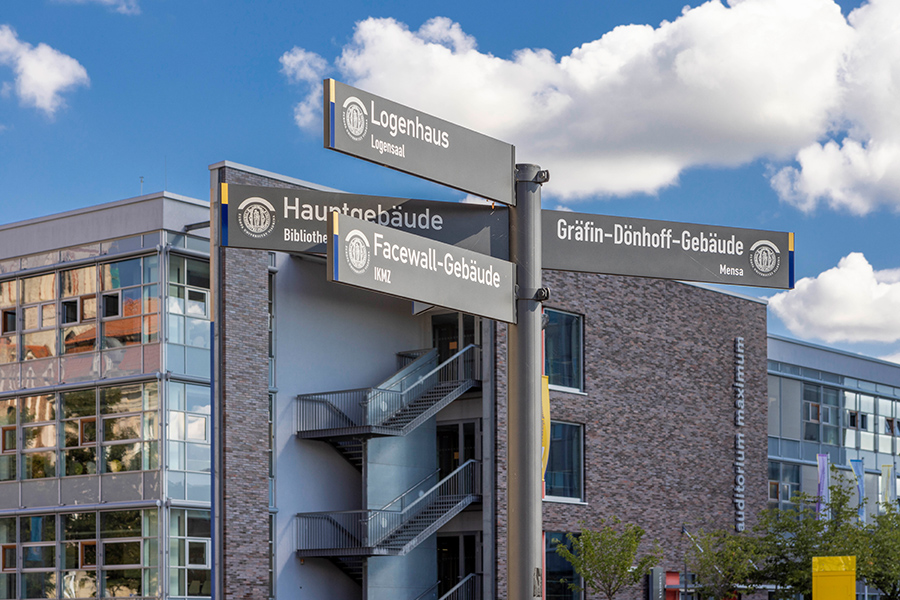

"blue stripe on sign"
[333,235,340,280]
[221,204,229,246]
[330,103,336,147]
[788,251,794,288]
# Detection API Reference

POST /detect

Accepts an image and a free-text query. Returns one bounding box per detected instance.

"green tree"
[555,517,662,600]
[685,529,760,600]
[858,503,900,600]
[752,468,861,599]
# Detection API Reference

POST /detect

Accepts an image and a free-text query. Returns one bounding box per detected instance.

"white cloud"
[279,47,328,128]
[769,253,900,343]
[52,0,140,15]
[282,1,868,200]
[770,0,900,214]
[880,352,900,365]
[0,25,89,117]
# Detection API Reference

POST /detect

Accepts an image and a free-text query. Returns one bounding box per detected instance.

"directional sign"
[327,212,516,323]
[220,183,509,259]
[543,210,794,289]
[324,79,516,205]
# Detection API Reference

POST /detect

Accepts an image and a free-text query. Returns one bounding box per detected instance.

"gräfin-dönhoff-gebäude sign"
[327,212,516,323]
[220,183,509,259]
[543,210,794,289]
[324,79,516,206]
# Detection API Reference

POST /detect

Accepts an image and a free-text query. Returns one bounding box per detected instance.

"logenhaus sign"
[324,79,516,205]
[327,212,516,323]
[543,210,794,289]
[220,183,509,259]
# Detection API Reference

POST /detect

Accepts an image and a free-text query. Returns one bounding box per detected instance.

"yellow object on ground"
[812,556,856,600]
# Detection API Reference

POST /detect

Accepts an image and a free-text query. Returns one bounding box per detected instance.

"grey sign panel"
[324,79,516,205]
[221,183,509,259]
[543,210,795,289]
[328,213,516,323]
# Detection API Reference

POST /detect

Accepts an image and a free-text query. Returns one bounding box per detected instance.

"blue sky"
[2,0,899,363]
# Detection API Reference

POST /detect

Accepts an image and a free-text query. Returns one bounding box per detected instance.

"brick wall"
[495,272,768,600]
[221,246,271,600]
[219,166,289,600]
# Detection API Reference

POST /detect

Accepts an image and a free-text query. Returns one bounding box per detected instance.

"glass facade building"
[0,193,213,599]
[768,335,900,516]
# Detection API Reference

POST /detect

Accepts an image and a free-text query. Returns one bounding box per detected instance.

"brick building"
[2,162,898,600]
[210,162,769,600]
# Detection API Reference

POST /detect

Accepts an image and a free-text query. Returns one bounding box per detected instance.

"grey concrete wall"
[0,193,207,257]
[769,335,900,387]
[368,540,438,600]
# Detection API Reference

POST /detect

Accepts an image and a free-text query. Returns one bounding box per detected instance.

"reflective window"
[544,309,583,392]
[169,509,211,598]
[546,531,581,600]
[167,382,211,502]
[546,422,583,501]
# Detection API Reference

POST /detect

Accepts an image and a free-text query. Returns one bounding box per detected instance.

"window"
[62,389,98,476]
[768,461,800,510]
[546,531,581,600]
[166,256,210,377]
[20,395,57,479]
[20,273,57,361]
[167,382,211,502]
[544,308,583,392]
[545,422,583,501]
[803,383,839,446]
[169,509,212,598]
[1,310,15,334]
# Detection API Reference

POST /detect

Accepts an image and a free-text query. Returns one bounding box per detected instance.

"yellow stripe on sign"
[221,183,229,205]
[332,211,339,236]
[789,232,794,251]
[812,556,855,572]
[328,79,335,103]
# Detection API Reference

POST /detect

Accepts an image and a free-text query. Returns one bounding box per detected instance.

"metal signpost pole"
[508,163,548,598]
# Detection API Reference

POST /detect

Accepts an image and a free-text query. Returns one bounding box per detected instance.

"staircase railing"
[296,459,481,556]
[372,459,480,550]
[367,345,480,429]
[297,349,436,432]
[298,345,480,435]
[439,573,481,600]
[381,467,441,513]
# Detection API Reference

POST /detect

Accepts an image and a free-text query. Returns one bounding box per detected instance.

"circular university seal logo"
[749,240,781,277]
[236,197,276,239]
[342,96,368,142]
[344,229,370,275]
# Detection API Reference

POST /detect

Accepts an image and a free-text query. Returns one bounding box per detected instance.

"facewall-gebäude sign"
[324,79,516,206]
[220,183,509,260]
[327,212,516,323]
[543,210,795,289]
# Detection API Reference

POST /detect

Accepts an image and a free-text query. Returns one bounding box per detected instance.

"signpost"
[220,183,509,258]
[327,212,516,323]
[314,78,795,600]
[324,79,516,205]
[543,210,795,289]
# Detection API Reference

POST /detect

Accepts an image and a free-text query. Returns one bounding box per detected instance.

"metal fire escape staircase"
[295,459,481,559]
[294,345,482,590]
[296,345,480,470]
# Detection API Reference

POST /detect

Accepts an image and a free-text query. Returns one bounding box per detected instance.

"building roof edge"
[208,160,343,193]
